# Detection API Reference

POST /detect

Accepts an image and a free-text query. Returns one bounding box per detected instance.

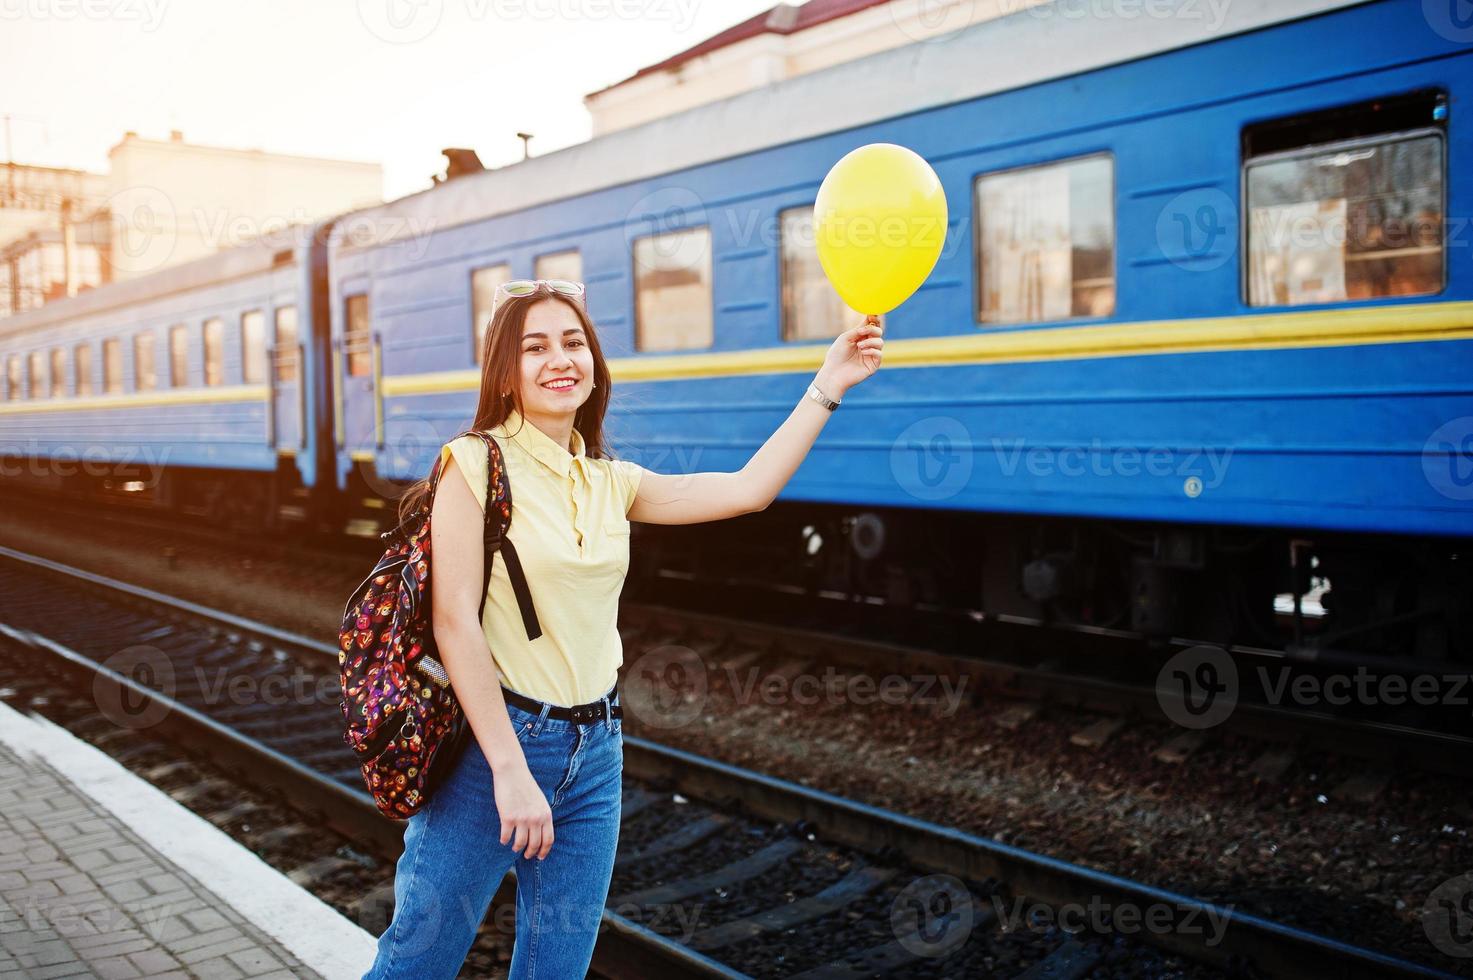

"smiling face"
[519,297,596,419]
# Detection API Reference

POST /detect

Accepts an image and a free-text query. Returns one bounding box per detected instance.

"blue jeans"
[364,688,624,979]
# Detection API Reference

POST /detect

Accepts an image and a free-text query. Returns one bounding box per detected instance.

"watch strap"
[807,382,840,411]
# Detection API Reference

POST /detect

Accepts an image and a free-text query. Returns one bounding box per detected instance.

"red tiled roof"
[588,0,892,97]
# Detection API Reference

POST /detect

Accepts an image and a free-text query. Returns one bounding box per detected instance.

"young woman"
[364,278,884,978]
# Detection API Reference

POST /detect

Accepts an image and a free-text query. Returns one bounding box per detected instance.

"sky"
[1,0,776,202]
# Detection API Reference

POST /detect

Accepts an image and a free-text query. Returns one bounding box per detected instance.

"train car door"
[335,292,380,460]
[268,305,304,454]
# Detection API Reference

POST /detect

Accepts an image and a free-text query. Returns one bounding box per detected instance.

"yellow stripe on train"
[0,384,270,415]
[382,300,1473,397]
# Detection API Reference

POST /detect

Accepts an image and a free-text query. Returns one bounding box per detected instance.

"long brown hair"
[396,283,615,524]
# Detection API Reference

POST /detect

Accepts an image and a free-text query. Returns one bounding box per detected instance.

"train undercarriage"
[7,452,1466,665]
[0,454,308,536]
[626,501,1472,665]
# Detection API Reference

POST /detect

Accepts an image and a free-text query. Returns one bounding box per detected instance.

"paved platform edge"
[0,699,377,978]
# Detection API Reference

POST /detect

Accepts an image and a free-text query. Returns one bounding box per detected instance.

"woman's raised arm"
[627,318,884,525]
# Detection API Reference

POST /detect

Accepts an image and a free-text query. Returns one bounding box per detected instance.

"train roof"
[336,0,1376,253]
[586,0,895,97]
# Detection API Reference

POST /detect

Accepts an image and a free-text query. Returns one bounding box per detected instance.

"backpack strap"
[432,429,543,643]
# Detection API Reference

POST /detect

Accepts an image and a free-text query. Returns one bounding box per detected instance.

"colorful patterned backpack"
[338,429,543,819]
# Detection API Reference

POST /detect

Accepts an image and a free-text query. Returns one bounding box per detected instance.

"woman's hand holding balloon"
[816,316,885,399]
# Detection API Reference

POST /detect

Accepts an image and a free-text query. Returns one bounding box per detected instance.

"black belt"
[501,685,622,725]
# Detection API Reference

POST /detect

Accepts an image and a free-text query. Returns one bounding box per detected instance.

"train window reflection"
[135,333,157,392]
[241,310,267,384]
[29,352,45,399]
[203,319,223,386]
[1245,133,1443,306]
[345,294,371,377]
[470,265,511,364]
[103,339,122,394]
[974,154,1116,324]
[50,348,66,398]
[169,325,188,387]
[634,226,712,351]
[535,250,581,285]
[274,306,298,383]
[780,206,879,341]
[75,343,92,397]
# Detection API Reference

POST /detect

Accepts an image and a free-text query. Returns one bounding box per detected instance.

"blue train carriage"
[0,229,329,530]
[329,0,1470,661]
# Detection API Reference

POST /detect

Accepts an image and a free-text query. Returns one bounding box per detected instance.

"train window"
[470,265,511,364]
[134,333,157,392]
[974,154,1116,324]
[241,310,267,384]
[103,339,122,394]
[535,250,582,284]
[1244,125,1443,307]
[28,351,45,399]
[203,318,223,386]
[633,226,713,351]
[274,306,298,383]
[169,324,188,387]
[74,343,92,396]
[50,348,66,398]
[779,206,879,341]
[345,294,371,377]
[5,356,17,400]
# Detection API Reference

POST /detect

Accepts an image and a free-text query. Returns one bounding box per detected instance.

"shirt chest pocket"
[601,518,631,564]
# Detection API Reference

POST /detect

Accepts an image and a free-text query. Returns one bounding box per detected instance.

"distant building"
[584,0,1049,136]
[0,130,383,318]
[0,164,111,317]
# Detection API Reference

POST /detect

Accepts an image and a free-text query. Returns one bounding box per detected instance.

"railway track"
[0,486,378,579]
[9,487,1466,782]
[0,546,1461,978]
[5,485,1466,783]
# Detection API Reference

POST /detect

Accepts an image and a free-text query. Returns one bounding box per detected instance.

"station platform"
[0,699,377,979]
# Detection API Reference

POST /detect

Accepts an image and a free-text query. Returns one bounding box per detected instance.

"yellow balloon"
[815,143,948,315]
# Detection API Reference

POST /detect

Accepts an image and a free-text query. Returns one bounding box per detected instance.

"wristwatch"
[807,381,840,411]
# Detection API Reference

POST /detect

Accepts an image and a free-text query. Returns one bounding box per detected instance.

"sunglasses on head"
[493,279,586,304]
